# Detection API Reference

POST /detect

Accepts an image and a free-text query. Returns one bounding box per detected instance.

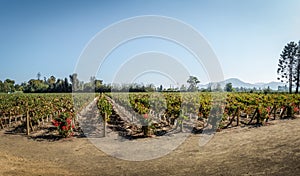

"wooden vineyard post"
[287,106,292,118]
[103,112,107,137]
[273,105,276,120]
[247,108,257,125]
[256,108,261,125]
[180,118,184,132]
[236,108,240,126]
[142,125,149,137]
[171,114,175,126]
[26,106,30,135]
[222,111,236,129]
[280,106,286,119]
[0,119,3,129]
[9,112,11,127]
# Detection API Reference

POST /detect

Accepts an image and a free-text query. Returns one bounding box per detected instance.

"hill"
[199,78,286,90]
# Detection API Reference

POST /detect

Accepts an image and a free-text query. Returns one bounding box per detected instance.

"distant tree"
[294,41,300,93]
[224,83,234,92]
[48,76,56,84]
[69,73,80,91]
[84,76,104,92]
[277,41,298,93]
[240,87,245,92]
[64,77,71,92]
[90,76,96,83]
[0,80,3,92]
[144,84,155,92]
[127,83,146,92]
[47,76,56,92]
[3,79,15,93]
[79,81,84,91]
[94,79,103,92]
[83,76,96,92]
[25,79,48,92]
[157,85,163,92]
[214,83,223,92]
[263,86,271,94]
[19,82,27,92]
[14,84,24,92]
[206,83,212,92]
[37,72,41,80]
[54,79,62,92]
[180,84,187,92]
[187,76,200,92]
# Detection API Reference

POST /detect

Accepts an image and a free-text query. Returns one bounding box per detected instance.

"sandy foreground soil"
[0,118,300,176]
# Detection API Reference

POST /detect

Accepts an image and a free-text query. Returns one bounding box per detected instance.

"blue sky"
[1,0,300,86]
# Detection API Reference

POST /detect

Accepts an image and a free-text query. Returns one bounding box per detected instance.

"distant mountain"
[199,78,286,90]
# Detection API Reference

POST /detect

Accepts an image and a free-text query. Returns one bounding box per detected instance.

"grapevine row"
[0,93,95,132]
[103,92,300,134]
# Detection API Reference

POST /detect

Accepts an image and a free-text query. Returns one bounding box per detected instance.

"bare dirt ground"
[0,117,300,176]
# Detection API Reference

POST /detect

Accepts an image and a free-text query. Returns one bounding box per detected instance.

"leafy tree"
[187,76,200,92]
[3,79,15,93]
[206,84,212,92]
[53,78,70,92]
[294,41,300,93]
[157,85,163,92]
[82,76,95,92]
[47,76,56,92]
[14,84,24,92]
[69,73,80,91]
[55,79,63,92]
[224,83,234,92]
[83,76,104,92]
[277,41,298,93]
[25,79,48,92]
[64,77,71,92]
[0,80,3,92]
[263,86,271,94]
[180,84,187,92]
[94,79,103,92]
[145,84,155,92]
[214,83,223,92]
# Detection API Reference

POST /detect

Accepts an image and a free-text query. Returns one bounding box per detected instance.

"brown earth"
[0,118,300,176]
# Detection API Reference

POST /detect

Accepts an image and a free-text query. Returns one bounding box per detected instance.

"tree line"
[0,73,277,94]
[0,73,110,93]
[277,40,300,93]
[0,73,170,93]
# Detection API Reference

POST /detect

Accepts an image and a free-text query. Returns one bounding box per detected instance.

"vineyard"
[0,93,95,136]
[99,92,300,138]
[0,92,299,138]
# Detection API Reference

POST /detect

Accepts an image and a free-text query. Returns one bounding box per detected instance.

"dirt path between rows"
[1,116,300,175]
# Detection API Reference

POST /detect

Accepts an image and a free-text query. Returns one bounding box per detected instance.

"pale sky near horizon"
[1,0,300,86]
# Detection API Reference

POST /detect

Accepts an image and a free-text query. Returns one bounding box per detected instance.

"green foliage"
[187,76,200,92]
[0,79,15,93]
[110,92,300,130]
[225,83,234,92]
[277,41,299,93]
[2,91,300,138]
[97,94,112,121]
[0,93,94,137]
